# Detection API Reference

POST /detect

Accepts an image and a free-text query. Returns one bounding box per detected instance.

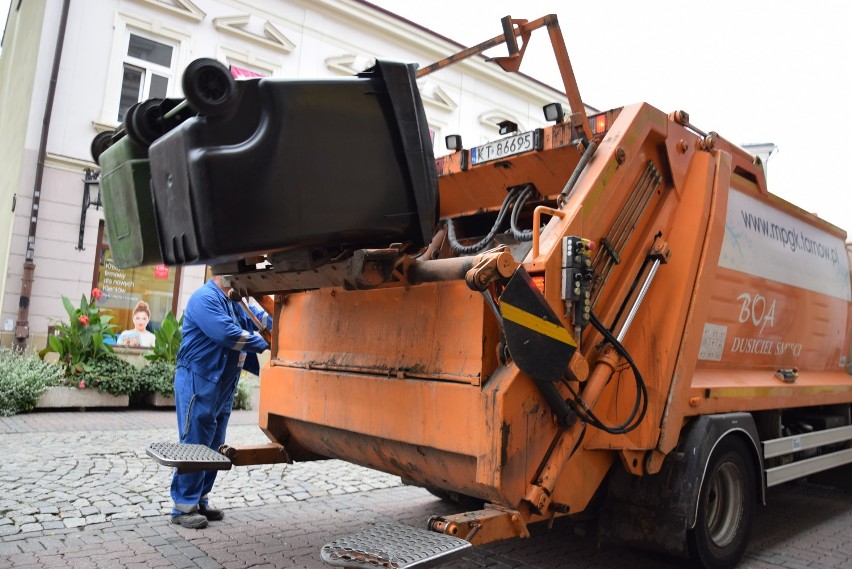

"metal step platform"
[320,523,472,569]
[146,442,232,472]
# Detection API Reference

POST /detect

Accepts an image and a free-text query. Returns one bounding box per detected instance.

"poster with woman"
[117,300,157,348]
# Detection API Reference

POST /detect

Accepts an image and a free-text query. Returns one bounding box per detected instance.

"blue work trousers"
[170,363,241,515]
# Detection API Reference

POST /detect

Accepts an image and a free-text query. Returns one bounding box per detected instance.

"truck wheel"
[182,58,238,117]
[687,437,756,569]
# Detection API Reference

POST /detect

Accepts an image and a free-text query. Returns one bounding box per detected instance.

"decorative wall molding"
[213,15,296,53]
[217,45,281,77]
[45,153,97,174]
[479,110,525,133]
[305,0,575,109]
[417,81,457,112]
[117,10,193,43]
[325,53,374,75]
[92,120,120,134]
[138,0,205,22]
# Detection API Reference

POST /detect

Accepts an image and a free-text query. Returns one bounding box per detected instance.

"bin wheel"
[182,58,238,117]
[90,131,115,165]
[125,99,165,146]
[687,436,757,569]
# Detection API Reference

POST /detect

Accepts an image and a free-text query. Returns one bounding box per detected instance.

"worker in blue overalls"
[170,274,273,529]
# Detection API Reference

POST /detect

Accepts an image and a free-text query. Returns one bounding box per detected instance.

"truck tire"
[687,436,757,569]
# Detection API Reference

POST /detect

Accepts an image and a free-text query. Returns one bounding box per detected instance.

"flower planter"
[145,392,175,407]
[36,386,128,410]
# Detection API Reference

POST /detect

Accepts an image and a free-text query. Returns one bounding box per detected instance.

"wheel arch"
[598,412,764,558]
[683,412,765,529]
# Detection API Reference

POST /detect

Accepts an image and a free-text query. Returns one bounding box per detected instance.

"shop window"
[117,33,175,122]
[92,222,180,346]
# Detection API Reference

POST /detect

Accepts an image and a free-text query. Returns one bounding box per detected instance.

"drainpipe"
[14,0,71,350]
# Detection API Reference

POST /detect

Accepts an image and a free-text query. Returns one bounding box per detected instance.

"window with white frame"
[116,33,176,121]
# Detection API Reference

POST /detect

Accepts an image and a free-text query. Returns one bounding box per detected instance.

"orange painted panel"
[688,368,852,415]
[698,269,847,371]
[259,358,571,506]
[275,281,497,384]
[695,186,850,372]
[260,366,484,456]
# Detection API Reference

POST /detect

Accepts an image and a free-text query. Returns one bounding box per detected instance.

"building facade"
[0,0,581,349]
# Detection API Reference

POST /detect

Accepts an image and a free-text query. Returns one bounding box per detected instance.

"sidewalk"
[0,407,213,434]
[0,408,402,540]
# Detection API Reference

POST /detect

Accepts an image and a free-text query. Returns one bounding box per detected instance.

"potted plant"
[38,288,134,408]
[0,348,64,416]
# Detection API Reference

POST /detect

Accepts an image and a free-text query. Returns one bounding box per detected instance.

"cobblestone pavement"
[0,410,401,537]
[1,409,852,568]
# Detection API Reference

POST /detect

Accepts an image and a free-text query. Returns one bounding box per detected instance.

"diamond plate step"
[146,442,232,471]
[320,523,472,569]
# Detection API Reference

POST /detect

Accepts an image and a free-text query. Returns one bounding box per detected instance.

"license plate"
[470,130,539,165]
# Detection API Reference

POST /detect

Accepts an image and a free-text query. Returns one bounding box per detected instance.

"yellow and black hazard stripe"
[500,302,577,348]
[499,267,577,382]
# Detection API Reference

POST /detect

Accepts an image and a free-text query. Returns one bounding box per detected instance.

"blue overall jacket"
[176,279,270,380]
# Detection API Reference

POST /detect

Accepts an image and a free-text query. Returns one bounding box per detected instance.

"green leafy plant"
[144,311,183,363]
[0,348,64,416]
[137,360,176,397]
[42,288,117,376]
[79,352,139,396]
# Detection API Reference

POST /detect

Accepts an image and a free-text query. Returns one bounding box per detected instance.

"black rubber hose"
[562,311,648,435]
[446,186,521,254]
[510,185,535,241]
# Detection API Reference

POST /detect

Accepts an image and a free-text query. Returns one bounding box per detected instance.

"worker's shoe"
[171,512,209,529]
[198,504,224,521]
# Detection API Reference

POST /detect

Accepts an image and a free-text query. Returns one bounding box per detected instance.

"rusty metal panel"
[257,365,500,502]
[275,281,497,384]
[260,366,485,457]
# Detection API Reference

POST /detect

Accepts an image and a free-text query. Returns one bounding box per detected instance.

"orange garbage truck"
[97,14,852,569]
